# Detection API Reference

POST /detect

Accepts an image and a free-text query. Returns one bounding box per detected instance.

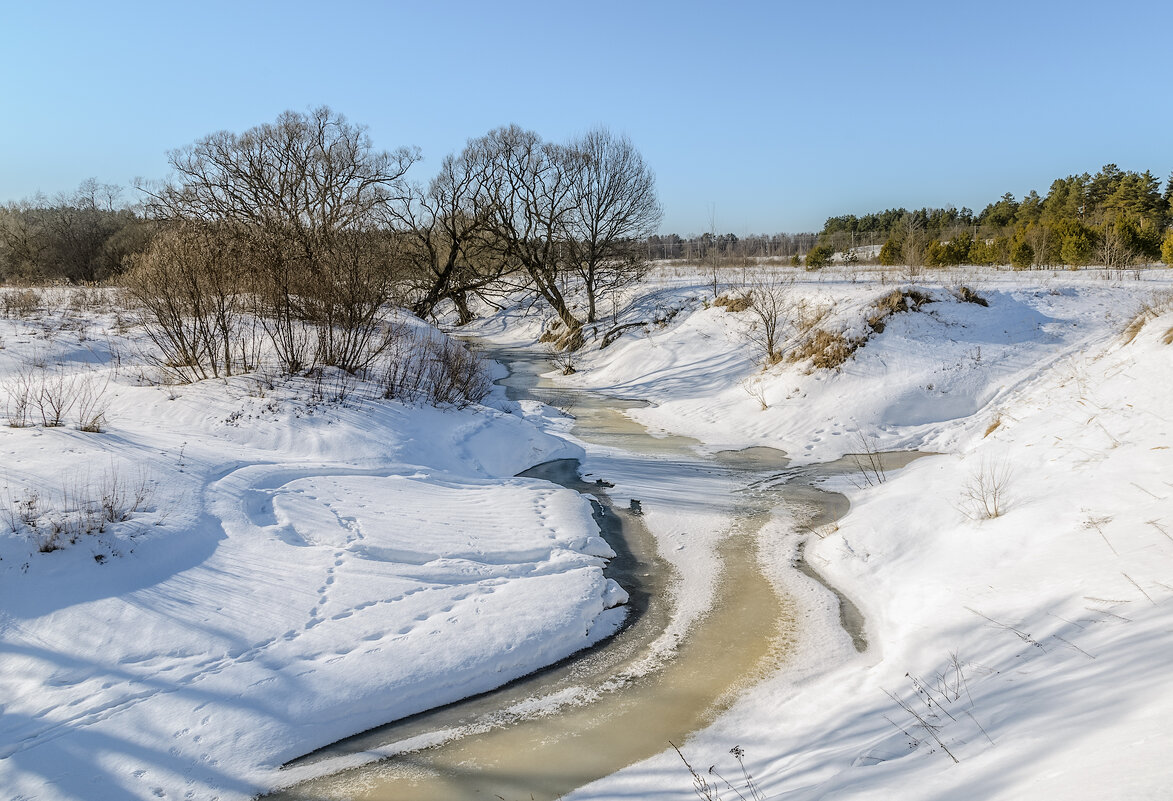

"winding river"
[266,345,907,800]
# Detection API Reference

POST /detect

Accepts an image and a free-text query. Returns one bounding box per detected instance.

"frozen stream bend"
[269,345,920,800]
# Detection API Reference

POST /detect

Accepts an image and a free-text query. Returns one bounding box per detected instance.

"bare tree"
[141,107,418,372]
[748,272,793,366]
[468,125,586,344]
[563,128,662,323]
[387,152,510,324]
[123,223,257,381]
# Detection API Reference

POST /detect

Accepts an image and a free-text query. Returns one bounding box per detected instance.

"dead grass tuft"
[867,289,932,333]
[957,286,989,306]
[714,292,753,312]
[788,328,861,370]
[983,417,1002,438]
[1122,290,1173,345]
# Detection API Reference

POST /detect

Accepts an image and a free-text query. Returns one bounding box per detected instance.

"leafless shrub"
[0,288,44,318]
[380,332,492,408]
[33,367,81,427]
[96,466,153,523]
[850,431,887,486]
[961,458,1012,519]
[122,224,260,382]
[4,366,36,427]
[76,374,111,433]
[746,273,795,366]
[739,377,768,410]
[546,344,576,375]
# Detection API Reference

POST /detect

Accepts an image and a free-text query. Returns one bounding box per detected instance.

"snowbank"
[545,268,1173,800]
[0,291,623,800]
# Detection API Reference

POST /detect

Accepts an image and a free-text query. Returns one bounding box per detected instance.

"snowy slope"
[544,268,1173,801]
[0,291,624,800]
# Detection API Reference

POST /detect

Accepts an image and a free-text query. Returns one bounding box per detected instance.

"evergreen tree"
[878,235,902,266]
[1060,229,1095,267]
[1010,239,1034,270]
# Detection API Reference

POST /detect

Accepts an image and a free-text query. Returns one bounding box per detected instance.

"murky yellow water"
[267,346,876,801]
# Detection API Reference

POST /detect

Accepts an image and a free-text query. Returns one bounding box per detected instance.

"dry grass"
[956,286,989,306]
[866,289,933,333]
[1122,290,1173,345]
[790,289,934,371]
[983,417,1002,438]
[788,328,861,370]
[714,292,753,312]
[0,288,45,318]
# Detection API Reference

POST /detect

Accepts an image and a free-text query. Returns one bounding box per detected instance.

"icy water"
[268,346,901,801]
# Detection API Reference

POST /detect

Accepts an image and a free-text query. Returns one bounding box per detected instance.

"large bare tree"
[387,152,510,324]
[141,107,418,372]
[564,128,661,323]
[468,125,586,343]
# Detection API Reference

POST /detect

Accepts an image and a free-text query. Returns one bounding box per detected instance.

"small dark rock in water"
[595,478,615,488]
[629,499,643,515]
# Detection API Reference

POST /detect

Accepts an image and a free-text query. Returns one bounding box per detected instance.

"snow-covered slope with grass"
[0,289,625,800]
[543,267,1173,801]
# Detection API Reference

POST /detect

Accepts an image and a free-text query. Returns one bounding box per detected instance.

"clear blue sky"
[2,0,1170,234]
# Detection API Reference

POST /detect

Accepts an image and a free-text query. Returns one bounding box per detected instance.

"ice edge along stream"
[266,345,912,800]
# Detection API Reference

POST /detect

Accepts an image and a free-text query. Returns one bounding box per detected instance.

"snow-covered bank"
[0,291,625,800]
[547,267,1173,800]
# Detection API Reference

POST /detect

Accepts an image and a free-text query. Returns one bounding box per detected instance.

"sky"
[2,0,1171,235]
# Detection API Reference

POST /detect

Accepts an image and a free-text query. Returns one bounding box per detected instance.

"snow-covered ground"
[3,265,1172,801]
[541,266,1173,800]
[0,291,626,800]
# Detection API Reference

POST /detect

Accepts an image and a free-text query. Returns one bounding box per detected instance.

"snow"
[540,266,1173,801]
[4,265,1173,801]
[0,291,625,800]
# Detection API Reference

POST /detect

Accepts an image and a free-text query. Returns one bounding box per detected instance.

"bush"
[380,332,492,408]
[804,243,834,269]
[1010,240,1034,270]
[878,236,902,266]
[1162,230,1173,266]
[122,224,258,382]
[1060,231,1095,267]
[0,288,44,318]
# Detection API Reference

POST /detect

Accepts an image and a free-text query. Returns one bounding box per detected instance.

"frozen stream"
[267,346,912,800]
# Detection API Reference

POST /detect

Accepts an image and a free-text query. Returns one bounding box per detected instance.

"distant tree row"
[0,180,155,283]
[113,107,662,376]
[820,164,1173,269]
[3,109,662,362]
[645,231,820,262]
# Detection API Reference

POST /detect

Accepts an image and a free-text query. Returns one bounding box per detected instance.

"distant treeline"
[648,164,1173,269]
[5,163,1171,289]
[0,180,156,283]
[817,164,1173,269]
